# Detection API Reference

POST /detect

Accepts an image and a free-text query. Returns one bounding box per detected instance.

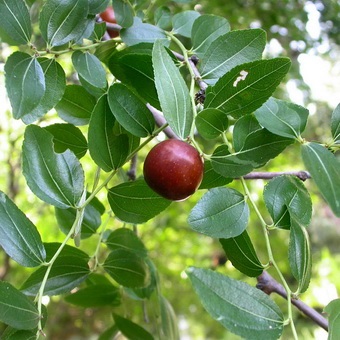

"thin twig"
[242,171,311,181]
[257,271,328,331]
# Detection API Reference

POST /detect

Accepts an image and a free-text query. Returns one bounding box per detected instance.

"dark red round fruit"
[143,139,204,201]
[99,6,119,38]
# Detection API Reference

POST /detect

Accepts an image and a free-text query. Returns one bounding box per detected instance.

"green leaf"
[5,52,45,119]
[324,299,340,340]
[234,128,293,167]
[55,85,96,126]
[233,114,262,151]
[187,267,284,339]
[199,160,233,190]
[301,142,340,217]
[44,123,88,159]
[188,187,249,238]
[107,179,171,224]
[98,325,119,340]
[55,202,101,239]
[113,314,154,340]
[172,10,200,38]
[220,230,264,277]
[112,0,134,28]
[0,0,32,45]
[22,125,84,209]
[65,284,120,307]
[39,0,89,47]
[1,329,36,340]
[152,39,193,139]
[108,44,160,109]
[72,51,107,89]
[159,296,180,340]
[199,29,266,84]
[121,17,168,46]
[154,6,172,30]
[288,217,312,294]
[22,58,66,124]
[21,243,90,296]
[0,191,46,267]
[211,145,254,178]
[88,95,129,171]
[106,228,148,258]
[89,22,107,41]
[108,83,155,137]
[254,97,309,139]
[263,175,312,229]
[0,282,39,330]
[331,103,340,143]
[205,58,292,118]
[103,249,149,288]
[195,108,229,139]
[191,14,230,58]
[89,0,110,14]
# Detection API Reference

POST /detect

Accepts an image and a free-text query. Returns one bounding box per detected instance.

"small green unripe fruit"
[143,139,204,201]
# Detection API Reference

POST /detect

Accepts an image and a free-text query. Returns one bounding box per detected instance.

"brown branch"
[257,271,328,331]
[242,171,311,181]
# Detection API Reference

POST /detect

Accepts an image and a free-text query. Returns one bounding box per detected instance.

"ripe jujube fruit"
[99,6,119,38]
[143,139,204,201]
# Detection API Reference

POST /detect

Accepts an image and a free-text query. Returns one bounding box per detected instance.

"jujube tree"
[0,0,339,339]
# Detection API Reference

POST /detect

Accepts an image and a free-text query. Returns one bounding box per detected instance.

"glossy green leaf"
[107,179,172,224]
[88,95,129,171]
[22,58,66,124]
[104,249,149,288]
[154,6,172,30]
[233,128,293,167]
[254,97,309,139]
[289,217,312,294]
[89,0,110,14]
[1,329,36,340]
[0,0,32,45]
[72,51,107,89]
[21,243,90,296]
[211,145,254,178]
[331,103,340,143]
[111,0,134,28]
[44,123,87,159]
[153,39,193,139]
[55,201,101,239]
[5,52,45,119]
[113,314,154,340]
[205,58,292,118]
[0,282,39,330]
[22,125,84,209]
[199,160,233,190]
[39,0,89,47]
[65,284,120,307]
[160,296,180,340]
[324,299,340,340]
[172,10,200,38]
[108,45,160,109]
[192,14,230,58]
[121,17,168,46]
[263,175,312,229]
[301,142,340,217]
[98,325,119,340]
[0,191,46,267]
[233,114,262,151]
[220,230,264,277]
[186,267,284,339]
[188,187,249,238]
[106,228,148,258]
[108,83,155,137]
[89,22,107,41]
[195,108,229,139]
[55,85,96,125]
[199,29,266,84]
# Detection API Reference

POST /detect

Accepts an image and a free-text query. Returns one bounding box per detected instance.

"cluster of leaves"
[0,0,340,339]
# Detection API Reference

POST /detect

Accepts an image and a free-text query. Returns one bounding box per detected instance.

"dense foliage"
[0,0,339,339]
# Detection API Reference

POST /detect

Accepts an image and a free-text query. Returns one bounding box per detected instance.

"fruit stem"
[240,177,298,340]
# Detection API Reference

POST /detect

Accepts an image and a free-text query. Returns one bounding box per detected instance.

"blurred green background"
[0,0,339,339]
